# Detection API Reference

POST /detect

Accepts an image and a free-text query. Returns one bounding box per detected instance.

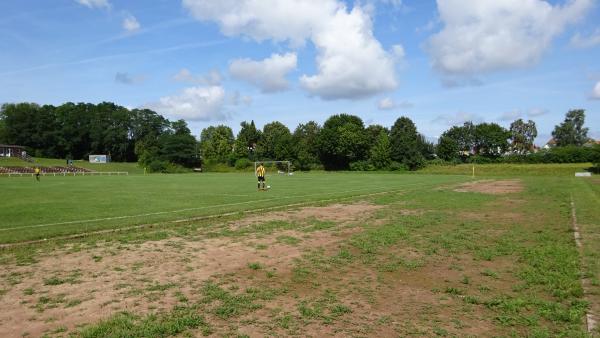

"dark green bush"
[234,158,252,170]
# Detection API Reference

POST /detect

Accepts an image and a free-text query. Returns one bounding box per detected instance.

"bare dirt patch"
[0,202,380,338]
[230,202,382,229]
[454,180,523,195]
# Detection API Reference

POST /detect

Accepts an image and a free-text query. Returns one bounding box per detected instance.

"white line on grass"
[570,195,598,333]
[0,181,441,232]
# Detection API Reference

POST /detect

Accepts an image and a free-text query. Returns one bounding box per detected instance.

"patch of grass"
[247,262,263,270]
[43,270,82,286]
[77,307,211,338]
[276,235,301,245]
[200,282,267,319]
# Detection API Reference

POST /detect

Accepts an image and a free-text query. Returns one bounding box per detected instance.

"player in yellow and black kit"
[256,163,266,191]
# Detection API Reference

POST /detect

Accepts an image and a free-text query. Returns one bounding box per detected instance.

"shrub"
[234,158,252,170]
[389,161,408,171]
[147,160,168,173]
[349,161,375,171]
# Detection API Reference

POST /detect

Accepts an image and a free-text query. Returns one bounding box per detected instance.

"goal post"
[254,161,293,176]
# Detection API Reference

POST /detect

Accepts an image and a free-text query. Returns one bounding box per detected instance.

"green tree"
[0,119,6,143]
[316,114,368,170]
[293,121,321,170]
[474,123,510,157]
[552,109,589,147]
[442,122,476,156]
[233,120,262,161]
[389,116,424,170]
[199,125,234,162]
[369,130,392,169]
[258,121,294,160]
[509,119,537,154]
[159,120,199,167]
[436,135,459,161]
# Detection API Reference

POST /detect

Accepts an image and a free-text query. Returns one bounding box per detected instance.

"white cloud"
[433,112,483,126]
[571,29,600,48]
[378,97,395,110]
[182,0,339,46]
[75,0,110,9]
[230,91,253,106]
[380,0,403,9]
[182,0,399,100]
[148,86,228,121]
[428,0,593,75]
[592,81,600,100]
[377,97,413,110]
[229,53,297,93]
[173,69,222,86]
[299,6,397,100]
[123,14,140,32]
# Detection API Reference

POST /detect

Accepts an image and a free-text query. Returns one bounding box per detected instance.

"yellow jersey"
[256,165,265,177]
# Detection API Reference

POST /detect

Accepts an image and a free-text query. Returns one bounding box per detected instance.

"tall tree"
[0,119,6,143]
[442,122,476,156]
[389,116,425,170]
[474,123,510,157]
[159,120,199,167]
[509,119,537,154]
[258,121,293,160]
[552,109,589,146]
[199,125,234,162]
[316,114,368,170]
[234,120,262,160]
[436,135,459,161]
[293,121,321,170]
[369,130,392,169]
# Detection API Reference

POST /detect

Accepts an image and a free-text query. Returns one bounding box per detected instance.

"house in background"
[0,144,26,158]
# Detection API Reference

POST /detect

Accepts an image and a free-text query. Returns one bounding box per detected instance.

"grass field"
[0,157,144,174]
[0,172,465,243]
[0,170,599,337]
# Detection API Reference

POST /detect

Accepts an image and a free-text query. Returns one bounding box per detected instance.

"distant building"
[543,138,557,149]
[0,144,26,158]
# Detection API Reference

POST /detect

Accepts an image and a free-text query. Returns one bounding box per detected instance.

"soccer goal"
[254,161,293,176]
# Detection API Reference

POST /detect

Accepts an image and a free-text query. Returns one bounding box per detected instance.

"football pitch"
[1,172,599,337]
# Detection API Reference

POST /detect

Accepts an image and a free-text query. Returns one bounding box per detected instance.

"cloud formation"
[75,0,110,9]
[148,86,228,121]
[428,0,592,76]
[571,29,600,48]
[229,53,297,93]
[173,69,223,86]
[377,97,413,110]
[433,112,483,126]
[182,0,398,100]
[123,14,140,32]
[592,81,600,100]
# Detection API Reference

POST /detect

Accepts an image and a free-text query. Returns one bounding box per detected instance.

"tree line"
[1,102,597,171]
[0,102,199,171]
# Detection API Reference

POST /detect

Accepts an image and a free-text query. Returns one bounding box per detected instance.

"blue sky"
[1,0,599,144]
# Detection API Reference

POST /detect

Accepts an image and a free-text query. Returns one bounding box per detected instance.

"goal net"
[254,161,293,176]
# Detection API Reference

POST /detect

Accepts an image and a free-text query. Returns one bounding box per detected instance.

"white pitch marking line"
[570,194,598,333]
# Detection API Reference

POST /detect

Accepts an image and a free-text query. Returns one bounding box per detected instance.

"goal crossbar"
[254,161,292,176]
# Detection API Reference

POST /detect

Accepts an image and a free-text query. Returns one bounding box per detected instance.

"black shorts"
[258,176,265,182]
